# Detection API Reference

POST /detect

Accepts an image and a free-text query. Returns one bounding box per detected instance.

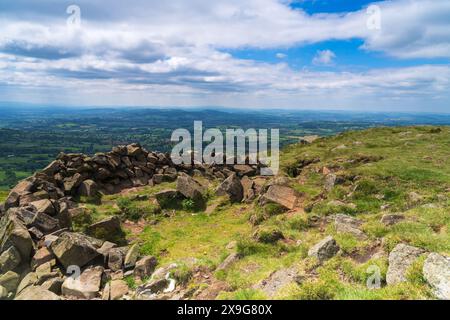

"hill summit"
[1,126,449,300]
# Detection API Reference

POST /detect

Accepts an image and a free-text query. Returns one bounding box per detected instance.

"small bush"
[171,264,193,286]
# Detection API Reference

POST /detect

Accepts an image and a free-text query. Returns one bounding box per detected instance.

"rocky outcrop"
[386,244,425,285]
[216,174,244,203]
[423,253,450,300]
[308,236,340,262]
[259,185,300,210]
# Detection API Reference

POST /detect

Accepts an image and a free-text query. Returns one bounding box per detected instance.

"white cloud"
[276,53,287,59]
[312,50,336,65]
[0,0,449,110]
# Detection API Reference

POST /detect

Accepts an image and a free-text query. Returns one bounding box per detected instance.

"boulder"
[50,232,101,269]
[134,256,158,279]
[386,244,425,285]
[4,179,35,209]
[254,267,301,298]
[31,247,54,270]
[15,286,61,300]
[63,173,84,193]
[381,214,405,226]
[423,253,450,300]
[324,174,337,192]
[308,236,340,262]
[241,176,256,203]
[62,266,104,299]
[127,143,143,157]
[107,247,128,272]
[110,279,129,300]
[233,165,255,177]
[0,271,20,293]
[334,214,367,240]
[0,246,22,273]
[78,180,99,198]
[0,211,33,261]
[0,285,7,299]
[176,174,206,202]
[16,272,38,294]
[260,185,299,210]
[137,278,169,296]
[124,244,139,269]
[30,199,56,216]
[216,253,241,271]
[41,277,64,295]
[86,216,123,242]
[216,174,244,203]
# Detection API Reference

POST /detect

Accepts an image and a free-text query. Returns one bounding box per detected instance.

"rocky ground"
[0,126,449,300]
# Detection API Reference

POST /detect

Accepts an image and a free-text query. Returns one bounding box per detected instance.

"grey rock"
[386,244,425,285]
[216,174,244,203]
[308,236,340,262]
[423,253,450,300]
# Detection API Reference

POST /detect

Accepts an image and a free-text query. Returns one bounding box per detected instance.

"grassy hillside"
[7,126,449,300]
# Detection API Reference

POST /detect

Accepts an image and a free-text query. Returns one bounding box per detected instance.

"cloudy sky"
[0,0,449,111]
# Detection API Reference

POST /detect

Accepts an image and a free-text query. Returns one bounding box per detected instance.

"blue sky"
[0,0,449,111]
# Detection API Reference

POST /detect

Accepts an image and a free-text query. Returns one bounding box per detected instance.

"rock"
[233,165,255,177]
[408,192,423,203]
[41,277,64,295]
[216,253,241,271]
[31,247,54,270]
[78,180,98,198]
[30,199,56,216]
[110,279,129,300]
[15,286,61,300]
[102,282,110,300]
[62,266,104,299]
[423,253,450,300]
[260,185,299,210]
[29,211,60,234]
[154,189,179,206]
[254,267,301,298]
[0,271,20,293]
[134,256,158,279]
[216,173,244,203]
[0,285,7,299]
[241,176,256,203]
[50,232,101,269]
[308,236,340,262]
[176,174,206,203]
[127,143,143,156]
[137,278,169,296]
[324,174,337,192]
[386,244,425,285]
[16,272,38,294]
[124,244,139,269]
[253,228,285,244]
[334,214,367,240]
[107,247,127,272]
[97,241,117,256]
[299,135,319,144]
[4,179,35,209]
[381,214,405,226]
[63,173,84,193]
[86,216,123,242]
[0,211,33,261]
[0,246,22,273]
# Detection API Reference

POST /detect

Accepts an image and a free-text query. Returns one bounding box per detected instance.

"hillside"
[1,126,449,300]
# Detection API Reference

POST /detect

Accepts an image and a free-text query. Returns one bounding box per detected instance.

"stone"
[334,214,367,240]
[408,192,423,203]
[386,244,425,285]
[0,285,7,299]
[50,232,101,269]
[216,174,244,203]
[308,236,340,262]
[233,165,255,177]
[29,211,60,234]
[253,228,285,244]
[0,246,22,273]
[4,179,35,209]
[324,174,337,192]
[16,272,38,294]
[0,271,20,293]
[216,253,241,271]
[78,180,99,198]
[299,135,319,144]
[15,286,61,300]
[110,279,129,300]
[102,282,110,300]
[63,173,84,193]
[254,267,301,298]
[260,185,299,210]
[154,189,179,206]
[86,216,123,242]
[127,143,143,156]
[124,244,139,269]
[41,277,64,295]
[137,278,169,296]
[423,253,450,300]
[0,211,33,261]
[30,199,56,216]
[381,214,405,226]
[241,176,256,203]
[108,247,128,272]
[31,247,54,270]
[97,241,117,256]
[134,256,158,279]
[62,266,104,299]
[176,174,206,202]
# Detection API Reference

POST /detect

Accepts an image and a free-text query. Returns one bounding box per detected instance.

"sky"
[0,0,449,111]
